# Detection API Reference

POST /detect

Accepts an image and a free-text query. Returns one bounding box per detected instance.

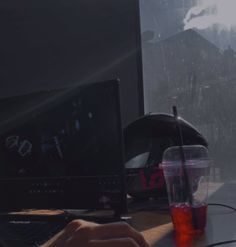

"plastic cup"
[161,145,211,235]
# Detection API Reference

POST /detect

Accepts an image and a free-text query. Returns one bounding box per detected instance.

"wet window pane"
[141,0,236,182]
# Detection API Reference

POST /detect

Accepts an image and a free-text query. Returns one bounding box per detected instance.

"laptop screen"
[0,80,126,212]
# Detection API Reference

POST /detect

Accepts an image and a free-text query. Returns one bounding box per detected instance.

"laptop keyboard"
[0,221,68,247]
[0,211,129,247]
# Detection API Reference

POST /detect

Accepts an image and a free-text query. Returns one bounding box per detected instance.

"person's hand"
[41,219,149,247]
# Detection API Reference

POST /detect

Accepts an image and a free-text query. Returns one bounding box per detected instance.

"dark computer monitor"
[0,79,127,215]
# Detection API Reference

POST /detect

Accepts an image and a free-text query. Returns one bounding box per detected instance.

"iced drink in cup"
[161,145,211,235]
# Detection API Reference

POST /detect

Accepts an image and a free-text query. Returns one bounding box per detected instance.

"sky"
[184,0,236,31]
[140,0,236,49]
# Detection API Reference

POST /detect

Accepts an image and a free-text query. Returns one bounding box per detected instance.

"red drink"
[170,203,207,235]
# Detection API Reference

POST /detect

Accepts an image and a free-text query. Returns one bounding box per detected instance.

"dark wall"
[0,0,144,126]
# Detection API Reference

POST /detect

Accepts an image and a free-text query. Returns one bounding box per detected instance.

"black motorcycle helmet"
[124,113,208,200]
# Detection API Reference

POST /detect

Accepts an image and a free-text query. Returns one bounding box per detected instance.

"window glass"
[140,0,236,182]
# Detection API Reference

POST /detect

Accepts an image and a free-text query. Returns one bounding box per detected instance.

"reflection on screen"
[0,81,123,178]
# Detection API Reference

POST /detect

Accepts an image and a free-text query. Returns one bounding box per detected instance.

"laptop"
[0,79,127,246]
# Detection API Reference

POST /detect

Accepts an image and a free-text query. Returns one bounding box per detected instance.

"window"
[140,0,236,182]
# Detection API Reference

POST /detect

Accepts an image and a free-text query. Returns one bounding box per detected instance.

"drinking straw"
[172,106,198,229]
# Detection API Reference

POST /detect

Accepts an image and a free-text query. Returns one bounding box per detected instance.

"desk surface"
[131,208,236,247]
[136,182,236,247]
[6,182,236,247]
[13,206,236,247]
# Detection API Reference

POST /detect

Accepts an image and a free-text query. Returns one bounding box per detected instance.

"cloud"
[184,0,236,31]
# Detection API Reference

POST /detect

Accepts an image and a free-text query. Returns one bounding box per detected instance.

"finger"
[52,220,96,243]
[65,220,98,234]
[41,220,99,247]
[76,222,149,247]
